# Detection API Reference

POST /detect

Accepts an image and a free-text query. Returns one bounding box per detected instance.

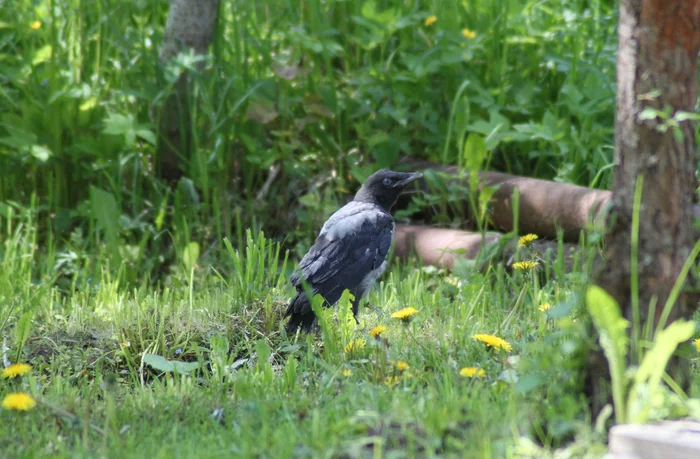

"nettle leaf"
[144,353,200,374]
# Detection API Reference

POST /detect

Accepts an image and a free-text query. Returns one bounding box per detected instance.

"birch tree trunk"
[158,0,219,181]
[588,0,700,413]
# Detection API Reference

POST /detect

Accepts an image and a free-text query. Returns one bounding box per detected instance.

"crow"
[285,169,423,333]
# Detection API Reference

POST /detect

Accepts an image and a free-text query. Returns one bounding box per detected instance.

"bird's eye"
[382,178,392,186]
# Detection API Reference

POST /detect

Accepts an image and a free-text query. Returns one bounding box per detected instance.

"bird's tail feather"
[285,291,317,334]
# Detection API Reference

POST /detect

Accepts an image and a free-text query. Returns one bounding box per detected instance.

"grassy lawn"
[3,220,609,457]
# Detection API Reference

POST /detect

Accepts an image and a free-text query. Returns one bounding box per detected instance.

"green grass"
[1,218,610,457]
[1,0,619,269]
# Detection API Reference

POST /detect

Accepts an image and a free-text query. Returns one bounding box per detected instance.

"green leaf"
[154,196,168,232]
[255,339,271,374]
[89,186,122,263]
[135,128,156,145]
[143,353,200,374]
[182,242,200,271]
[103,113,134,136]
[463,133,487,193]
[338,289,356,342]
[586,285,629,424]
[32,45,52,65]
[478,185,497,222]
[638,107,658,121]
[14,311,32,362]
[586,285,629,358]
[516,374,544,394]
[634,320,695,388]
[30,144,52,161]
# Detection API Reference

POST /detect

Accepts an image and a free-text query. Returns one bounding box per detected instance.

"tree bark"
[589,0,700,414]
[158,0,219,181]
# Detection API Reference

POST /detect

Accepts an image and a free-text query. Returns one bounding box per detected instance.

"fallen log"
[393,225,503,268]
[393,224,589,273]
[398,160,700,242]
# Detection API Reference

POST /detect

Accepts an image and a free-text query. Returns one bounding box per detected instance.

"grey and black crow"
[285,169,423,333]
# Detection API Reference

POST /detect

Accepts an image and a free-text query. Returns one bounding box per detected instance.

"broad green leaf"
[638,107,658,121]
[0,124,38,149]
[103,113,134,136]
[478,185,497,222]
[89,186,121,263]
[154,196,168,232]
[135,128,156,145]
[463,132,487,171]
[463,133,487,195]
[586,285,629,358]
[587,285,629,424]
[255,339,271,373]
[182,242,200,271]
[30,144,51,161]
[634,319,695,388]
[32,45,52,65]
[14,311,32,361]
[143,353,200,374]
[338,289,356,342]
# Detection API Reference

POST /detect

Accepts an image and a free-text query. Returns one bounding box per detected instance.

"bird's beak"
[394,172,423,188]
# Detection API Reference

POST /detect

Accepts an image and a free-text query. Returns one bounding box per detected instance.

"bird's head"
[354,169,423,211]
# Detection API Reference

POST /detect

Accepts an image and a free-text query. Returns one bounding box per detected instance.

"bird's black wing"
[288,203,394,315]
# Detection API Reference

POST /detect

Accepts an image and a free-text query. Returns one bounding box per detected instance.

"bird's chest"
[357,260,388,299]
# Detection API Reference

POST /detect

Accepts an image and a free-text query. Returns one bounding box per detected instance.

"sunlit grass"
[0,214,611,456]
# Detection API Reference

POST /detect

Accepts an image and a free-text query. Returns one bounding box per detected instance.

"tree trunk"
[589,0,700,414]
[158,0,219,181]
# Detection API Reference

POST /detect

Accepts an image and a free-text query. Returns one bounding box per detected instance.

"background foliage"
[2,0,618,282]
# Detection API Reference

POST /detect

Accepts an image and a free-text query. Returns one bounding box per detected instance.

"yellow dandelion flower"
[30,21,42,30]
[344,339,366,355]
[459,367,486,378]
[395,361,409,372]
[518,234,538,247]
[462,28,476,39]
[2,363,32,379]
[424,16,437,27]
[512,260,539,271]
[342,369,353,377]
[369,325,387,339]
[472,334,512,352]
[2,393,36,411]
[694,338,700,352]
[391,307,419,321]
[385,375,400,387]
[444,276,460,287]
[538,303,552,312]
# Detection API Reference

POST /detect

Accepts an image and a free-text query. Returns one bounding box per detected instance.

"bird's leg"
[363,301,381,317]
[351,299,361,324]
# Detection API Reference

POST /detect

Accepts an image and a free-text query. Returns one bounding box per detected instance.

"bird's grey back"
[318,201,388,240]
